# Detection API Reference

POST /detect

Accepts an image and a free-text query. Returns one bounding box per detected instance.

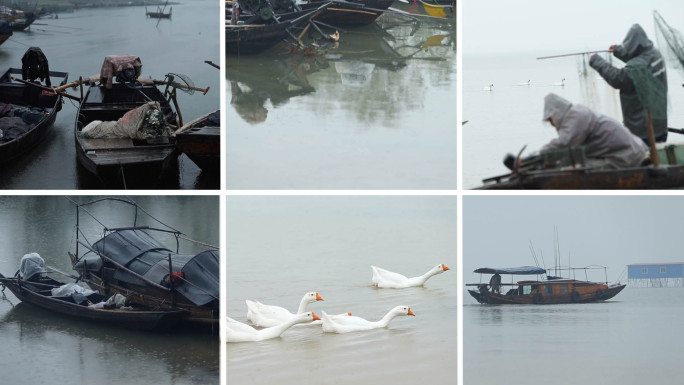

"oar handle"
[52,79,84,92]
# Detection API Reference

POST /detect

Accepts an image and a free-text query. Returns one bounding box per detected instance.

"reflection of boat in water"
[467,266,626,305]
[228,18,454,124]
[334,61,375,86]
[1,302,218,381]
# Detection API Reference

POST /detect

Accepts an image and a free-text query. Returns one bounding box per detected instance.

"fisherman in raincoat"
[539,93,647,169]
[589,24,668,145]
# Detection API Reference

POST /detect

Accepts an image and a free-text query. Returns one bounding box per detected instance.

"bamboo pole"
[537,50,610,60]
[10,76,81,101]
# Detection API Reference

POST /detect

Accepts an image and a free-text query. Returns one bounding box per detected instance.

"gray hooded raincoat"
[589,24,667,141]
[541,93,647,169]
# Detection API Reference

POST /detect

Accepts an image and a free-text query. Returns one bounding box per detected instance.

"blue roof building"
[628,262,684,287]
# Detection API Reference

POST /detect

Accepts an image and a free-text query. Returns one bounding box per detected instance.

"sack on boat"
[19,252,46,280]
[80,101,169,140]
[51,282,97,297]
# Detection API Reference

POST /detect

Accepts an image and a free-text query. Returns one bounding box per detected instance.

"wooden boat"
[0,62,68,163]
[175,110,219,174]
[226,7,326,54]
[299,0,395,27]
[74,57,181,187]
[466,266,626,305]
[476,144,684,190]
[69,198,220,331]
[0,19,11,47]
[418,0,454,18]
[0,272,187,331]
[146,6,172,18]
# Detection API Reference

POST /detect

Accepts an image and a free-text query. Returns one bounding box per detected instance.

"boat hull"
[0,275,187,331]
[0,68,68,163]
[477,165,684,190]
[468,282,626,304]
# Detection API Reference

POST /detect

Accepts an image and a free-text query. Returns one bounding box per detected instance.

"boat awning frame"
[473,266,546,275]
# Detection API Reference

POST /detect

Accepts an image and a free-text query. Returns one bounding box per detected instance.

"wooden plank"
[80,138,135,151]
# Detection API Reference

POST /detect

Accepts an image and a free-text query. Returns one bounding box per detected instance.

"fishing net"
[653,10,684,79]
[627,63,667,120]
[164,73,195,95]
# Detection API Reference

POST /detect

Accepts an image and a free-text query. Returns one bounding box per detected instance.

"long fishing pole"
[537,50,610,60]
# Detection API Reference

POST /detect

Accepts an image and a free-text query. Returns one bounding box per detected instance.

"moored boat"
[68,198,220,331]
[226,6,329,54]
[74,55,181,187]
[0,254,187,331]
[467,266,626,304]
[0,47,68,163]
[175,110,219,174]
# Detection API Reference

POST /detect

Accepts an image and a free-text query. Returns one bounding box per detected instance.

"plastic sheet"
[51,282,97,297]
[19,253,46,280]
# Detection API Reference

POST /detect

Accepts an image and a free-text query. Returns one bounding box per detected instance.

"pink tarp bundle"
[99,55,142,89]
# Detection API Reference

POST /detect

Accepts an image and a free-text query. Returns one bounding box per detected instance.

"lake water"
[462,52,684,189]
[226,196,458,384]
[0,196,220,385]
[464,286,684,384]
[226,14,457,189]
[0,1,220,189]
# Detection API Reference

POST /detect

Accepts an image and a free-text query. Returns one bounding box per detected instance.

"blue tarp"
[474,266,546,275]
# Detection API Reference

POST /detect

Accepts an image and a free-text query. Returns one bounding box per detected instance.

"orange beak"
[407,307,415,316]
[442,264,450,271]
[347,312,352,316]
[311,311,321,321]
[316,292,324,301]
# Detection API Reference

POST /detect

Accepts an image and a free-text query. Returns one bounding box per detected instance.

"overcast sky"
[463,196,684,283]
[464,0,684,55]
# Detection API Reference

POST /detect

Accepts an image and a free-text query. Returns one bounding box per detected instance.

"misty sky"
[463,196,684,283]
[464,0,684,55]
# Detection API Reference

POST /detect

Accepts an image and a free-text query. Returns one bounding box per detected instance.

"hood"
[542,93,572,126]
[621,24,653,60]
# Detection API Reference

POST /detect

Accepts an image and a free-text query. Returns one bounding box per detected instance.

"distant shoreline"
[8,0,179,14]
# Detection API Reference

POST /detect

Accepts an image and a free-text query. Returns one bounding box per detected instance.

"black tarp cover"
[91,229,219,306]
[473,266,546,275]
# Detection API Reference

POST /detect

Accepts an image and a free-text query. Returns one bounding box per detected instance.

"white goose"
[554,78,566,86]
[311,312,352,325]
[226,312,320,342]
[321,306,415,333]
[371,263,450,288]
[484,83,494,91]
[516,80,531,86]
[246,291,324,327]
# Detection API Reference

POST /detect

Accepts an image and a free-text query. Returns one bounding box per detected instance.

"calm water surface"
[465,287,684,384]
[463,52,684,188]
[226,196,458,384]
[0,1,220,189]
[0,196,219,385]
[226,15,457,189]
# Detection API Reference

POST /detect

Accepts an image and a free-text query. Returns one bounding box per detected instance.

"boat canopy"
[474,266,546,275]
[80,229,219,306]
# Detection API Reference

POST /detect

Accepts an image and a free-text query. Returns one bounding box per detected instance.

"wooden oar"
[10,76,81,101]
